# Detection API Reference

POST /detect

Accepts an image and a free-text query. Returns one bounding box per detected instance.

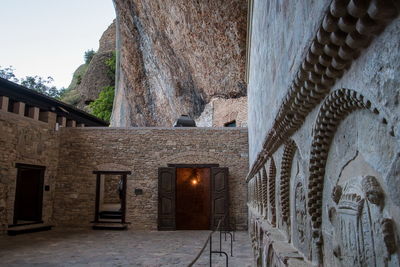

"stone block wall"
[247,0,400,266]
[195,96,248,127]
[54,127,249,230]
[103,175,121,204]
[0,110,59,232]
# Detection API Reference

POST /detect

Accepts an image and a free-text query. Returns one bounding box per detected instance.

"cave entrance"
[158,164,229,231]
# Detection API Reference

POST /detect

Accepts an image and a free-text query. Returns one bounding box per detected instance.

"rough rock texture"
[65,21,116,109]
[196,96,248,127]
[111,0,247,127]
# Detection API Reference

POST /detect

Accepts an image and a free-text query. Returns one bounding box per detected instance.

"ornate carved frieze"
[247,0,399,182]
[307,89,387,231]
[268,159,277,226]
[257,173,263,212]
[279,140,297,226]
[262,166,268,217]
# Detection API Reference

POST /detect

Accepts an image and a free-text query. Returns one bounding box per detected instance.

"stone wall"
[247,0,400,266]
[0,110,59,232]
[54,127,248,230]
[196,96,248,127]
[103,175,121,204]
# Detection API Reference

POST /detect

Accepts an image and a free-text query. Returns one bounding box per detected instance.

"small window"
[8,98,15,113]
[224,120,236,127]
[24,104,32,117]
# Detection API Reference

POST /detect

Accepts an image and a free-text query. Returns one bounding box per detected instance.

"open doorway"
[13,164,45,225]
[99,174,123,221]
[93,171,130,226]
[176,168,211,230]
[158,165,229,231]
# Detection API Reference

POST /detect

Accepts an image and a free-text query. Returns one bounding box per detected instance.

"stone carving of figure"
[329,175,398,267]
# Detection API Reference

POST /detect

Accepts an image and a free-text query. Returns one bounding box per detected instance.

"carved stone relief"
[268,159,277,226]
[247,0,399,182]
[262,166,268,218]
[295,181,307,246]
[328,175,398,266]
[280,140,297,229]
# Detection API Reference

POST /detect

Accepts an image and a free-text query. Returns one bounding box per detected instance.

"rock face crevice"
[111,0,247,127]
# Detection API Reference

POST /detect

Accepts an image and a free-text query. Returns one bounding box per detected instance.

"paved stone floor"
[0,228,254,266]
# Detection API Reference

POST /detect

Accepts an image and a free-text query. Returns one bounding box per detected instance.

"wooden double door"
[158,166,229,230]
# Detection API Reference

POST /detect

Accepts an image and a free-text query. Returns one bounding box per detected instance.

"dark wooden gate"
[211,167,229,229]
[158,167,176,230]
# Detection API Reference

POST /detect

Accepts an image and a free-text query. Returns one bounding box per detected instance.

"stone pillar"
[28,107,40,120]
[39,111,57,128]
[13,102,25,116]
[67,120,76,127]
[0,96,9,112]
[57,116,67,127]
[77,123,85,127]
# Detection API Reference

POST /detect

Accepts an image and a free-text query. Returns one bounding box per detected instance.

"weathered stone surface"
[75,21,116,109]
[64,21,116,109]
[0,110,60,227]
[247,0,400,265]
[196,96,248,127]
[54,127,249,230]
[0,229,253,266]
[111,0,247,127]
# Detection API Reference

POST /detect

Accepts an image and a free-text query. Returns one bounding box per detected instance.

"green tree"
[0,66,18,82]
[84,49,96,64]
[89,86,114,121]
[20,76,65,99]
[88,51,116,122]
[0,66,65,99]
[105,51,116,82]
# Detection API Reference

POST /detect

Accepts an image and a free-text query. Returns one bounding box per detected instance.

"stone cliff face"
[64,21,116,109]
[111,0,247,127]
[76,21,116,109]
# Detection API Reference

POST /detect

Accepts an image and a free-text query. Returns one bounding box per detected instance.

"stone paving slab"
[0,228,254,267]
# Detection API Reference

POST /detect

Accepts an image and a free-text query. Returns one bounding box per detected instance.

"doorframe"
[92,170,131,224]
[168,164,219,168]
[13,163,46,225]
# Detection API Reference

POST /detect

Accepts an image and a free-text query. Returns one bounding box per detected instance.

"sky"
[0,0,116,88]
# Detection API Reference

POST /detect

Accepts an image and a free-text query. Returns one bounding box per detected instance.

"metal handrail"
[187,217,224,267]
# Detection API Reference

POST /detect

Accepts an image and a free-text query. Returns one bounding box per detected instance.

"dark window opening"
[24,104,32,117]
[224,120,236,127]
[8,98,15,113]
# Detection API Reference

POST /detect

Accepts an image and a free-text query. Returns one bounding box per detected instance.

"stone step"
[7,223,52,236]
[92,222,127,230]
[99,213,122,220]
